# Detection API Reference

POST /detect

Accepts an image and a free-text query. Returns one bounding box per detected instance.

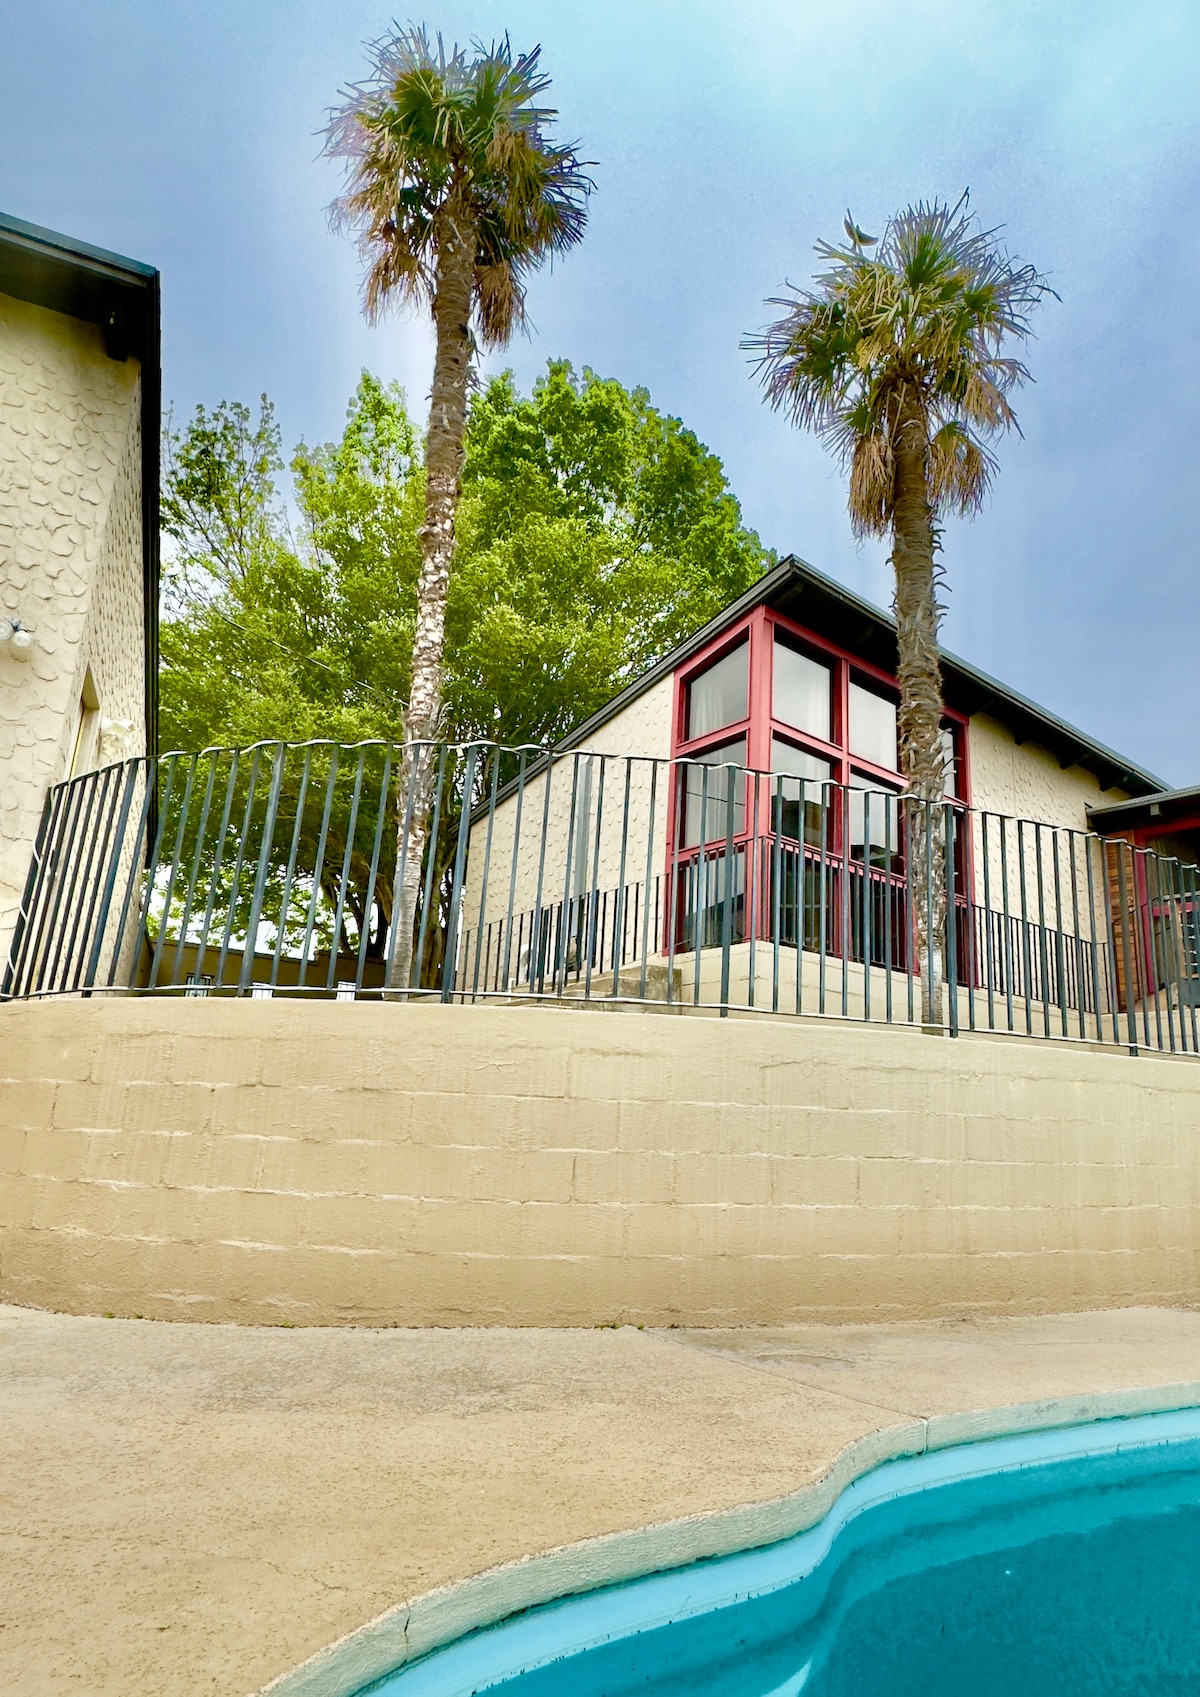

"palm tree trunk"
[388,207,475,993]
[890,390,947,1025]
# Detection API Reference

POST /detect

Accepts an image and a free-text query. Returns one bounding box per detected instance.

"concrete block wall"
[1,996,1199,1327]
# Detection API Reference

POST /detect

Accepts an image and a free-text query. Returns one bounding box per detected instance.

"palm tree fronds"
[324,26,594,333]
[746,191,1053,524]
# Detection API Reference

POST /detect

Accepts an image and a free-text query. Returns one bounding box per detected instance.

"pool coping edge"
[254,1378,1200,1697]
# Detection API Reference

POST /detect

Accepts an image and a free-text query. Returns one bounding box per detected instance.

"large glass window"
[680,737,746,846]
[772,639,831,743]
[686,641,748,741]
[770,736,832,848]
[848,680,898,771]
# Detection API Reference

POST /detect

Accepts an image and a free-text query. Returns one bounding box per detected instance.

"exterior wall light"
[0,619,34,660]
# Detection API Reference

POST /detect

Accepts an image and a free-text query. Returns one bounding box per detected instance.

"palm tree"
[325,26,592,988]
[745,195,1051,1021]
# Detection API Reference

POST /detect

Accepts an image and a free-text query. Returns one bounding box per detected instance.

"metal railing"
[4,738,1199,1057]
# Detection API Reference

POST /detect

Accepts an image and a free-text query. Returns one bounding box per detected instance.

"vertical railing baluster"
[270,745,315,991]
[1050,826,1068,1037]
[1016,821,1033,1034]
[440,744,478,1003]
[1067,829,1085,1040]
[945,801,958,1037]
[694,762,711,1008]
[1083,832,1108,1044]
[126,755,181,993]
[170,753,219,988]
[146,755,198,990]
[324,746,367,993]
[298,746,340,990]
[500,751,529,994]
[412,744,450,996]
[470,747,502,1003]
[239,744,288,994]
[640,760,659,1001]
[612,759,633,1000]
[818,781,830,1017]
[584,756,607,1003]
[770,773,783,1016]
[192,750,242,990]
[355,746,393,995]
[719,760,735,1015]
[884,793,894,1026]
[104,763,155,991]
[1033,822,1050,1036]
[214,746,265,991]
[1143,848,1169,1054]
[1112,842,1139,1053]
[82,759,143,992]
[841,783,852,1019]
[556,754,582,996]
[862,789,872,1022]
[529,752,555,996]
[41,773,103,994]
[66,765,124,991]
[747,769,760,1011]
[3,784,64,998]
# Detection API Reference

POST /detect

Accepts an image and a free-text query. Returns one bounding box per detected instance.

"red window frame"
[665,603,973,954]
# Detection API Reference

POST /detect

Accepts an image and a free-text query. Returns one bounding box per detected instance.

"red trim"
[1117,812,1200,848]
[665,604,979,966]
[671,603,970,799]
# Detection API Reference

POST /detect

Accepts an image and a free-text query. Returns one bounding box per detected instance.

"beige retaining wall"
[2,996,1199,1327]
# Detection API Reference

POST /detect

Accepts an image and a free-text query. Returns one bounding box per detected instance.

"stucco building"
[0,211,160,967]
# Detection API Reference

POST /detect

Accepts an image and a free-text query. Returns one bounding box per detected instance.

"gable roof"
[558,555,1165,797]
[0,209,161,757]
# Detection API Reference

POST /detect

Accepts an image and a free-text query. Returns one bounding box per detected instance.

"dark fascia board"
[534,555,1164,797]
[0,210,161,757]
[1087,783,1200,833]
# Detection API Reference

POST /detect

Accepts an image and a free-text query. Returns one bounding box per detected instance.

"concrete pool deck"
[3,1305,1200,1696]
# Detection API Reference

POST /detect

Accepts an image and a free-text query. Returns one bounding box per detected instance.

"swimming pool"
[353,1408,1200,1697]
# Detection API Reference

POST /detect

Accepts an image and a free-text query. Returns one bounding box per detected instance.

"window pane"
[849,681,898,770]
[849,774,901,870]
[770,736,832,847]
[940,727,958,797]
[772,640,831,742]
[686,641,748,740]
[680,738,746,846]
[679,851,746,951]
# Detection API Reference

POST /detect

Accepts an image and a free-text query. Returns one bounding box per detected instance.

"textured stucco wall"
[967,712,1129,830]
[463,674,675,967]
[3,996,1198,1327]
[0,292,143,964]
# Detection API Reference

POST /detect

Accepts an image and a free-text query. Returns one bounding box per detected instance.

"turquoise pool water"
[363,1409,1200,1697]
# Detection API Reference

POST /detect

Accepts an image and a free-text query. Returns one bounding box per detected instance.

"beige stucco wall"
[3,996,1199,1328]
[967,712,1129,830]
[0,292,144,964]
[462,674,675,978]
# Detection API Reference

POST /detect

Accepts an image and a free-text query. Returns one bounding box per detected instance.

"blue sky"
[5,0,1197,782]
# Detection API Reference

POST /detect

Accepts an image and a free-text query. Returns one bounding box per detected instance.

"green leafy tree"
[449,360,768,747]
[324,24,592,988]
[159,365,769,984]
[745,195,1051,1019]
